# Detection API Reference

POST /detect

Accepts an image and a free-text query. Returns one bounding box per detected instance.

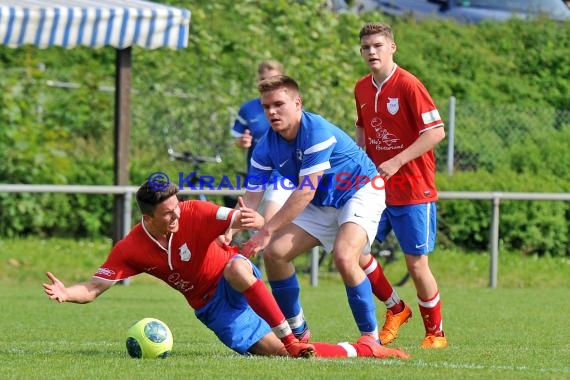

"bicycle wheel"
[372,234,411,287]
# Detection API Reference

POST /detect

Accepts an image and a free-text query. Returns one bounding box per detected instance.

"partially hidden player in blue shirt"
[231,60,294,220]
[238,75,392,348]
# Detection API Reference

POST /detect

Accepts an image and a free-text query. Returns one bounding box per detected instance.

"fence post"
[123,189,132,237]
[310,247,319,287]
[447,96,456,176]
[118,189,133,286]
[489,195,500,288]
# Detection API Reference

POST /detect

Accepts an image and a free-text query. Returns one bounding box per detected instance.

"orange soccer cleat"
[420,333,448,349]
[379,301,412,345]
[357,335,410,359]
[284,340,315,358]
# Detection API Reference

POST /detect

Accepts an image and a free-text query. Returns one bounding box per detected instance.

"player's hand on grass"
[378,346,410,360]
[43,272,67,303]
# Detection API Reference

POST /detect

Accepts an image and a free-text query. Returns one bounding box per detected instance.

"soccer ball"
[126,318,173,359]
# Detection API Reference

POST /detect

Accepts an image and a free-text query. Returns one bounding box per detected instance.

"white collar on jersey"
[371,63,398,89]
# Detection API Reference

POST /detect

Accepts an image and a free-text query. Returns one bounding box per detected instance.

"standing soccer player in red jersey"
[43,180,409,359]
[354,22,448,349]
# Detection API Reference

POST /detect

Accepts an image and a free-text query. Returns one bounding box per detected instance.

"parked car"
[439,0,570,22]
[338,0,570,22]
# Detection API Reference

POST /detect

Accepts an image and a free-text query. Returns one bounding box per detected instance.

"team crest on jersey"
[296,149,303,161]
[387,97,399,115]
[179,243,191,262]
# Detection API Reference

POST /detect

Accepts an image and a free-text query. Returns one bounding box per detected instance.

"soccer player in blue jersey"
[231,60,294,219]
[240,75,390,353]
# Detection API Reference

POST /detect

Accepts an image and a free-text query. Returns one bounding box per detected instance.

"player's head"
[359,23,396,73]
[136,181,181,235]
[359,22,395,42]
[257,60,284,83]
[257,75,302,137]
[136,180,179,215]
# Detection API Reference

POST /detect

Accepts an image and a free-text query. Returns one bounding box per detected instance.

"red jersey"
[93,200,237,310]
[355,65,444,205]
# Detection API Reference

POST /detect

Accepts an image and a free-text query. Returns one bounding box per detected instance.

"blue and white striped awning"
[0,0,191,49]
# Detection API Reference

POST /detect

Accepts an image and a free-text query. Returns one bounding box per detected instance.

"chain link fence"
[435,96,570,175]
[3,68,569,181]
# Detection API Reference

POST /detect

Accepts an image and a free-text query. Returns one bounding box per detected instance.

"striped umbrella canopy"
[0,0,192,243]
[0,0,191,49]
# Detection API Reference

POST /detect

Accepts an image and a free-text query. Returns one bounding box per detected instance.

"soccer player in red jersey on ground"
[354,22,448,349]
[43,180,409,359]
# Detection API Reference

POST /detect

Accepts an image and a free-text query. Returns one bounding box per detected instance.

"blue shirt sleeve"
[231,105,249,137]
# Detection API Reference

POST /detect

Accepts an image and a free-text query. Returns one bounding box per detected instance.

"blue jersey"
[231,98,270,173]
[249,111,379,208]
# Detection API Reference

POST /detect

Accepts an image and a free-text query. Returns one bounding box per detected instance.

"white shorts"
[263,177,294,206]
[293,182,385,253]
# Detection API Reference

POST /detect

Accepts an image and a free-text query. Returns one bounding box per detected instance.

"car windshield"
[453,0,569,13]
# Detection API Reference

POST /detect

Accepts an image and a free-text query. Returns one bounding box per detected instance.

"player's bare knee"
[405,254,428,276]
[223,259,253,284]
[334,250,358,272]
[262,245,284,264]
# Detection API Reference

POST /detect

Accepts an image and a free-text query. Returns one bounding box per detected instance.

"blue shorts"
[376,202,437,255]
[194,257,271,355]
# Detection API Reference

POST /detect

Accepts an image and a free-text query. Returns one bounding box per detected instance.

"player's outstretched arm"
[43,272,113,304]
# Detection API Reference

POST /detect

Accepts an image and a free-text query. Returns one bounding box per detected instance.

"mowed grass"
[1,238,569,379]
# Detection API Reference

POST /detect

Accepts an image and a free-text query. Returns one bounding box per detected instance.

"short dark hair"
[136,180,179,216]
[257,75,300,96]
[359,22,395,42]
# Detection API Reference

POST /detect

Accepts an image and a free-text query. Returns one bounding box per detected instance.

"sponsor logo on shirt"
[167,272,194,292]
[372,128,400,147]
[371,117,382,128]
[368,127,404,151]
[95,267,115,277]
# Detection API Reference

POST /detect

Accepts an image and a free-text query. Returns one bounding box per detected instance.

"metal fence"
[1,184,569,288]
[9,71,570,176]
[439,96,570,175]
[4,68,569,177]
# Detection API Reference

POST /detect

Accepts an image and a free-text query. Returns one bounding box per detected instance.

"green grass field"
[1,238,569,379]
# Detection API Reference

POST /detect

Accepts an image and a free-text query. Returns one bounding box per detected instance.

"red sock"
[311,343,351,357]
[418,291,443,336]
[311,341,379,358]
[362,256,403,313]
[242,279,287,328]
